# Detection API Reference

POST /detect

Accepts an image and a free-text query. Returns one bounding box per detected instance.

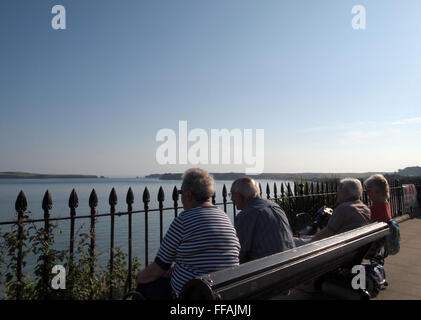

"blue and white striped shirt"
[155,205,240,294]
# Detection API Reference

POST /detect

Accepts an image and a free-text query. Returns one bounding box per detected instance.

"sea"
[0,177,292,274]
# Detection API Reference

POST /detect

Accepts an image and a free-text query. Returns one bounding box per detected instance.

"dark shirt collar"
[243,196,266,210]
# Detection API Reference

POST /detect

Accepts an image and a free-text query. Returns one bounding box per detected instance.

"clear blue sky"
[1,0,420,176]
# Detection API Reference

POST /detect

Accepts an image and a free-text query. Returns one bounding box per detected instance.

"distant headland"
[0,172,99,179]
[145,166,421,181]
[145,172,384,181]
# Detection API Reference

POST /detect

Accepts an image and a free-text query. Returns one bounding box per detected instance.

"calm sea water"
[0,178,291,273]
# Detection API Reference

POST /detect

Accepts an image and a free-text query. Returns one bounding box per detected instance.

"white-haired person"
[312,178,371,242]
[364,174,392,223]
[135,168,240,299]
[230,177,295,264]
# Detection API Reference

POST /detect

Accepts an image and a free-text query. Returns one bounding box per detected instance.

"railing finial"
[69,188,79,210]
[89,189,98,208]
[15,190,28,212]
[109,187,118,206]
[42,190,53,212]
[143,187,150,203]
[172,186,179,201]
[158,186,165,202]
[126,187,134,205]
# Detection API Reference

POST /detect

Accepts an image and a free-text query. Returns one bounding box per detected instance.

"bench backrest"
[179,222,390,300]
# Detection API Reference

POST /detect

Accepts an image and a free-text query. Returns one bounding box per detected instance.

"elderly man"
[231,177,295,264]
[312,178,371,242]
[136,168,240,299]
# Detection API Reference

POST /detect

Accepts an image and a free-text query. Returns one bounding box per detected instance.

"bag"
[385,219,400,255]
[361,263,388,298]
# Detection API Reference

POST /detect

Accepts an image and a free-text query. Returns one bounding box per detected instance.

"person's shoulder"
[246,196,275,211]
[182,205,223,216]
[354,200,370,211]
[334,201,349,212]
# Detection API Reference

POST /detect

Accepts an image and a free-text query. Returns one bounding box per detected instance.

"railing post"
[15,190,27,300]
[42,190,52,299]
[143,187,150,267]
[68,188,78,298]
[390,181,396,216]
[158,186,165,244]
[222,184,227,213]
[88,189,98,299]
[304,182,309,211]
[280,183,285,202]
[316,182,321,209]
[321,182,326,206]
[396,180,403,216]
[108,187,118,299]
[273,183,278,201]
[172,186,179,218]
[310,181,316,211]
[126,187,134,293]
[266,183,270,200]
[299,183,304,213]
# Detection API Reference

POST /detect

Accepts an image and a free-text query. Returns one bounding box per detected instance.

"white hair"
[181,168,215,202]
[231,177,260,199]
[364,174,390,199]
[339,178,363,201]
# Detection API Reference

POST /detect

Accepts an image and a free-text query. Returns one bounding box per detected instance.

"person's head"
[364,174,390,203]
[230,177,260,210]
[337,178,363,204]
[180,168,215,210]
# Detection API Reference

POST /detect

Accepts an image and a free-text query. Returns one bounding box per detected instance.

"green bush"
[0,221,141,300]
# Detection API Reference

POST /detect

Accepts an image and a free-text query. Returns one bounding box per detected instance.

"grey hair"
[231,177,260,199]
[364,174,390,199]
[181,168,215,202]
[339,178,363,201]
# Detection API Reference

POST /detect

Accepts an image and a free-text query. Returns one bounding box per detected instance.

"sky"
[1,0,420,177]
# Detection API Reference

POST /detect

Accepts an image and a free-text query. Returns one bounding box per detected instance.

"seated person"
[230,177,295,264]
[312,178,371,242]
[135,168,240,299]
[364,174,392,223]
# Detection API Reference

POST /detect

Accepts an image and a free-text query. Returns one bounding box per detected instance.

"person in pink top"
[364,174,392,223]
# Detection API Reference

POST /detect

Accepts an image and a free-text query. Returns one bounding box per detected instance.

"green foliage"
[276,180,338,235]
[0,220,141,300]
[67,229,141,300]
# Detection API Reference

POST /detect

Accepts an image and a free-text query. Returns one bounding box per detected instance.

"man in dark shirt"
[231,177,295,263]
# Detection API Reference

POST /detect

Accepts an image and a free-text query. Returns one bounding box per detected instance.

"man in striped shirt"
[231,177,295,263]
[136,168,240,299]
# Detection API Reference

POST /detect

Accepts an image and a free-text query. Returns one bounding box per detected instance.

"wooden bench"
[179,222,390,300]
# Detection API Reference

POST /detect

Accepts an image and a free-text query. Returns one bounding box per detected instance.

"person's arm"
[234,211,254,264]
[312,226,335,242]
[136,262,167,284]
[136,216,183,284]
[312,206,343,241]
